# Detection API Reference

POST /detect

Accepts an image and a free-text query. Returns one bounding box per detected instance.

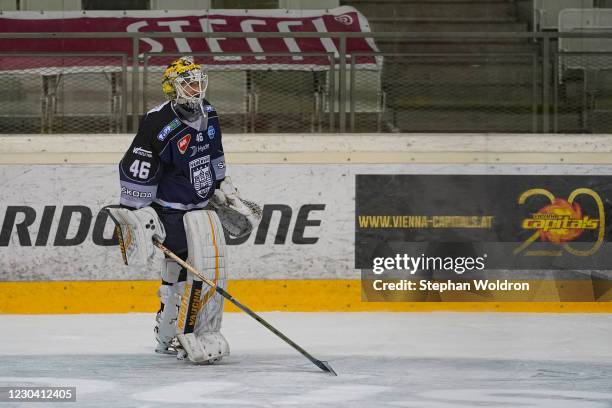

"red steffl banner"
[0,6,379,71]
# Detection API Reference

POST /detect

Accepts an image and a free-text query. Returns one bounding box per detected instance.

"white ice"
[1,312,611,407]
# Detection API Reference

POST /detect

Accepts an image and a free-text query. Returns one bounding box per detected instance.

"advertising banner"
[2,162,612,304]
[0,163,352,281]
[0,7,378,71]
[356,175,612,302]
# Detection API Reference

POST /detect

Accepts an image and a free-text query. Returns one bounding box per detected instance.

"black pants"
[151,204,190,284]
[152,204,189,259]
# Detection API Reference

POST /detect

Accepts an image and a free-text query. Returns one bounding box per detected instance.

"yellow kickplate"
[0,280,611,314]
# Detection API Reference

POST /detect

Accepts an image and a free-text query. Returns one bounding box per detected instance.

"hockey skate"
[155,336,184,356]
[154,308,183,356]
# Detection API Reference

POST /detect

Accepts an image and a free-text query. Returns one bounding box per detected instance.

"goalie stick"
[153,239,338,376]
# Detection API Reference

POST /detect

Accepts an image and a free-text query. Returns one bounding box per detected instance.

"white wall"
[20,0,81,10]
[0,0,18,10]
[279,0,339,9]
[150,0,210,10]
[1,133,612,282]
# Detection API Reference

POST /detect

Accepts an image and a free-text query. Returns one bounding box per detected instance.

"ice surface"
[1,312,611,407]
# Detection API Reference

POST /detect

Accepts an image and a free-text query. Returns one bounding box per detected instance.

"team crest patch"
[207,125,215,139]
[177,134,191,154]
[189,156,213,198]
[157,118,181,141]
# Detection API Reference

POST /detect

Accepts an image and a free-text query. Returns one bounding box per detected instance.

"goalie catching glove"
[210,176,262,238]
[105,206,166,268]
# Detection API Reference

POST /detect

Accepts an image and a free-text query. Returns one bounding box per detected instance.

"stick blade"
[316,360,338,376]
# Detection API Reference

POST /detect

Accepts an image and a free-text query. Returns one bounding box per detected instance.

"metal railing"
[0,52,127,133]
[1,31,612,134]
[142,51,336,133]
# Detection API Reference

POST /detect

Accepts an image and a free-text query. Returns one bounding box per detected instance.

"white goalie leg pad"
[155,259,183,353]
[176,210,228,363]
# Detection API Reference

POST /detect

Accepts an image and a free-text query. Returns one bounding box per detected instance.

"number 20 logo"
[514,188,605,257]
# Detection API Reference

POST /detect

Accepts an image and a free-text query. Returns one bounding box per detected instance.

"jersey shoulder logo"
[157,118,181,141]
[178,134,191,154]
[132,146,153,158]
[207,125,215,140]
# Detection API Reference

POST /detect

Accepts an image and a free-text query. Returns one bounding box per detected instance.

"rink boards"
[1,133,612,313]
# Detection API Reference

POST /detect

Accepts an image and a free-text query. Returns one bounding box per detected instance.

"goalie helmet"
[162,56,208,108]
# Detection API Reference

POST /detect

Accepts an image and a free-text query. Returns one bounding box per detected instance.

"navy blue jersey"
[119,99,225,210]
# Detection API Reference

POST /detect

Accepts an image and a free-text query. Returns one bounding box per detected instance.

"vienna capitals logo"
[515,188,605,257]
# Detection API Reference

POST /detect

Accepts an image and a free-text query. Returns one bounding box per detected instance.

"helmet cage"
[173,69,208,106]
